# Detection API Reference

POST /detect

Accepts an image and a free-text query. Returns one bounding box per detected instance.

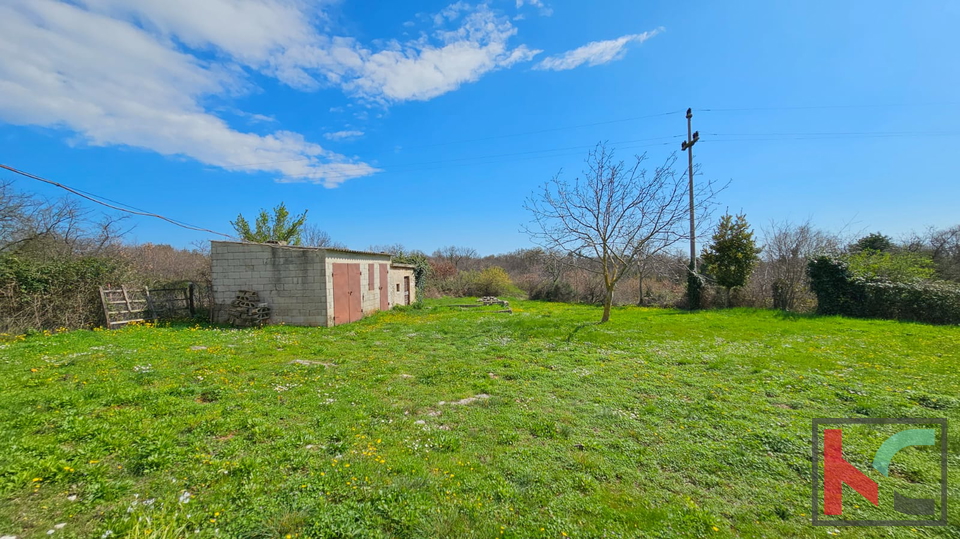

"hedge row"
[808,256,960,325]
[0,254,129,333]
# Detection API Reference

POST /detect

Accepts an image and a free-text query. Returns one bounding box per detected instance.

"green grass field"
[1,300,958,538]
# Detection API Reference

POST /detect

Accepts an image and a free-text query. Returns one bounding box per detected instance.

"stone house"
[210,241,416,326]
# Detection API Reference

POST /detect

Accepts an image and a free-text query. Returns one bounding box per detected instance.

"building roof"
[210,240,391,258]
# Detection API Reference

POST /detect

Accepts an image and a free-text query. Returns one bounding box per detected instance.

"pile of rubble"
[478,296,509,307]
[226,290,270,327]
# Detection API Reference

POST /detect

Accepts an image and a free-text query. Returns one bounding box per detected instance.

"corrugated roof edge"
[210,240,391,258]
[390,263,417,269]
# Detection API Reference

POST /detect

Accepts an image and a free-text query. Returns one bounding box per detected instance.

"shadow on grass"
[565,321,601,342]
[773,310,822,322]
[646,309,703,316]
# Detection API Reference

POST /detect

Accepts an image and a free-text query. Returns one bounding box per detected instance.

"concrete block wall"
[389,266,416,307]
[211,241,327,326]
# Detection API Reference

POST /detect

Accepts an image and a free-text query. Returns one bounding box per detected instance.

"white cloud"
[535,28,662,71]
[0,1,617,187]
[515,0,552,17]
[271,5,541,102]
[324,130,364,141]
[77,0,321,67]
[0,0,377,187]
[77,0,539,103]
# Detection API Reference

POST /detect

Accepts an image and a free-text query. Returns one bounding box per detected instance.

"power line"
[360,135,683,169]
[399,109,687,150]
[269,128,957,183]
[0,164,234,238]
[285,138,682,183]
[700,131,960,143]
[706,130,960,137]
[65,184,202,230]
[221,109,687,170]
[695,103,960,113]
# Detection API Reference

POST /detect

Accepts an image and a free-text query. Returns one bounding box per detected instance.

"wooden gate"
[99,286,156,328]
[379,264,389,311]
[332,263,362,325]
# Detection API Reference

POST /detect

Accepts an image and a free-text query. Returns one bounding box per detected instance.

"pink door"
[332,263,363,325]
[379,264,389,311]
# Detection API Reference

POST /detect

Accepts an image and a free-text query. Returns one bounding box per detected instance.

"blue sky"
[1,0,958,255]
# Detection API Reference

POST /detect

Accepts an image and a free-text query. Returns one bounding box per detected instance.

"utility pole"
[680,108,699,272]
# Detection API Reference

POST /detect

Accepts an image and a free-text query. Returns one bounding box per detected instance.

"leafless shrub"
[301,224,347,249]
[751,219,840,312]
[121,243,209,285]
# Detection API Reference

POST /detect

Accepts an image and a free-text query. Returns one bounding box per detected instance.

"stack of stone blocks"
[226,290,271,327]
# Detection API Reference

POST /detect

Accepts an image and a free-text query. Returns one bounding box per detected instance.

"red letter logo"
[823,429,879,515]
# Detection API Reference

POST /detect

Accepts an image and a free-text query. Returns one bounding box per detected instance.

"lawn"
[0,300,958,538]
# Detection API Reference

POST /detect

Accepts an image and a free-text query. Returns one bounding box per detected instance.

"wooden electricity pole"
[680,108,699,272]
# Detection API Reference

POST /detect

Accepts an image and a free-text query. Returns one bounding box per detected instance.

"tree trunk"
[601,288,613,322]
[637,269,644,306]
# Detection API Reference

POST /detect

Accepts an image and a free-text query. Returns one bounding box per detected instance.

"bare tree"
[368,243,407,256]
[0,181,129,257]
[120,243,210,284]
[524,143,719,322]
[0,181,132,332]
[0,180,34,249]
[301,224,347,249]
[762,219,839,311]
[926,225,960,282]
[432,245,479,270]
[190,239,211,255]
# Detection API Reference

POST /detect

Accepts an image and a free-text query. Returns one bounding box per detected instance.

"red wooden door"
[332,263,349,325]
[379,264,389,311]
[347,264,362,322]
[332,263,363,325]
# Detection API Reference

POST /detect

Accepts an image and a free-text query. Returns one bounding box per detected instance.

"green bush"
[0,254,130,332]
[808,256,960,325]
[685,270,705,310]
[463,266,513,297]
[807,256,857,316]
[529,280,577,302]
[845,250,935,282]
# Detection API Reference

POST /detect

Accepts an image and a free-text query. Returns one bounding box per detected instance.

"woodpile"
[227,290,271,327]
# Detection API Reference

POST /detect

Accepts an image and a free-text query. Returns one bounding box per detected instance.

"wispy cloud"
[323,130,364,141]
[535,28,662,71]
[271,4,541,103]
[0,0,378,187]
[0,1,653,187]
[515,0,553,17]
